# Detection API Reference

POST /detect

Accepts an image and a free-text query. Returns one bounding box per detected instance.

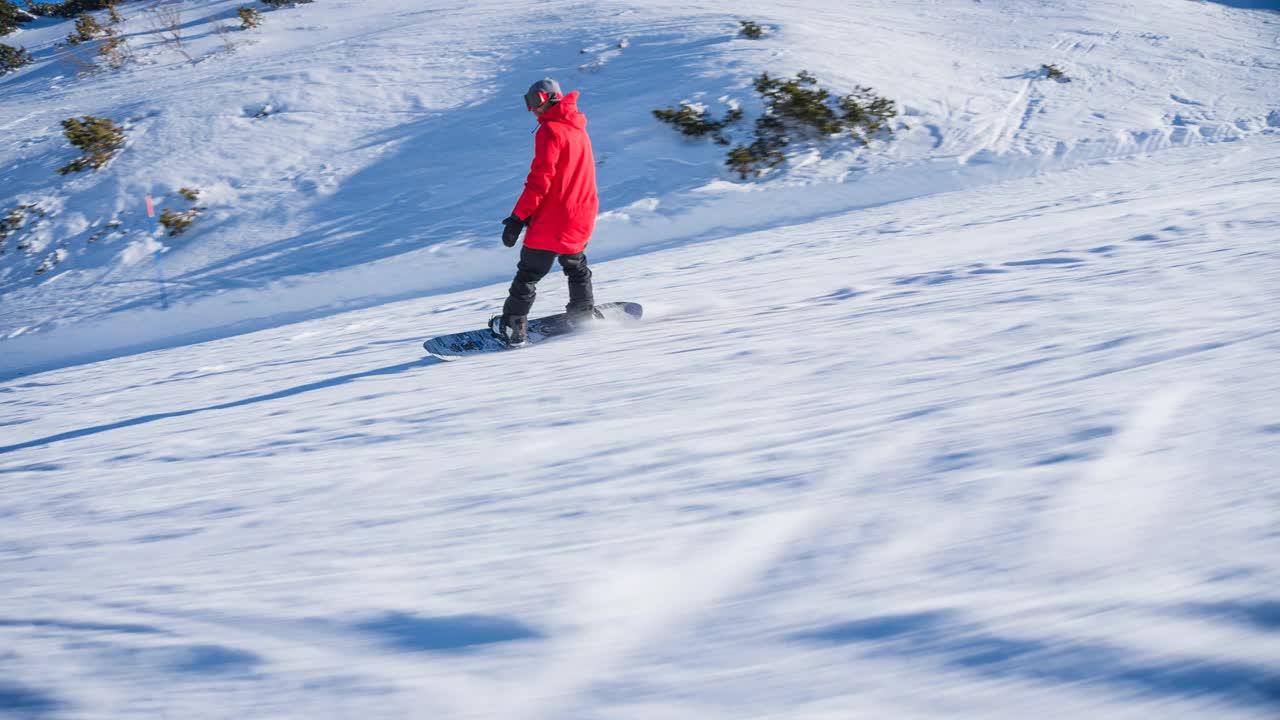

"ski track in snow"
[2,0,1280,718]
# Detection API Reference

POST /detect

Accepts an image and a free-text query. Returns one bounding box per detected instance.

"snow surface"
[2,0,1279,374]
[2,1,1280,718]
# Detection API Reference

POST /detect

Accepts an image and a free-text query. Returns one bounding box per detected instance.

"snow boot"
[489,314,529,347]
[565,302,602,328]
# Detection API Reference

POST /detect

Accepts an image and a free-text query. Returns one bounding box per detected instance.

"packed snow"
[2,1,1278,718]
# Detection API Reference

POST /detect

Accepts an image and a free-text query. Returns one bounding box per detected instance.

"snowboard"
[423,302,643,359]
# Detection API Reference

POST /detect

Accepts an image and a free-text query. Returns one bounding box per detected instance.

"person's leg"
[497,246,557,344]
[558,251,594,315]
[503,246,557,319]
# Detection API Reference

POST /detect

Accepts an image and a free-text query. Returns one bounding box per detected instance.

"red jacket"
[512,91,599,255]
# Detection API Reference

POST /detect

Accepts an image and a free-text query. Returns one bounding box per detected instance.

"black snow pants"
[502,245,594,319]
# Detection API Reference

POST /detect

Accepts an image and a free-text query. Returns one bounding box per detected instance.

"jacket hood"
[539,91,586,130]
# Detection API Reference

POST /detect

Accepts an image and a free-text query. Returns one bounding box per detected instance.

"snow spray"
[145,195,170,310]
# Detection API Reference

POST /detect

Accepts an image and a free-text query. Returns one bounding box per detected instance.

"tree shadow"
[0,681,61,719]
[0,617,164,635]
[793,610,1280,707]
[352,612,543,654]
[1184,599,1280,632]
[0,357,441,455]
[158,644,261,674]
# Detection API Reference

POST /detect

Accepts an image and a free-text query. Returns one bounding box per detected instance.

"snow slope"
[2,1,1280,718]
[1,0,1278,375]
[4,133,1280,720]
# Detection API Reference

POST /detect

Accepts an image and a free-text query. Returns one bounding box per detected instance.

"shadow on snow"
[0,617,165,635]
[0,357,441,455]
[172,31,738,289]
[792,610,1280,707]
[353,612,543,654]
[0,682,61,720]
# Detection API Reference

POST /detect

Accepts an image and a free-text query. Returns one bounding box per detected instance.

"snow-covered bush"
[753,71,845,135]
[56,115,124,174]
[158,208,199,236]
[652,103,743,145]
[656,70,897,180]
[1041,63,1069,82]
[66,13,109,45]
[738,20,765,39]
[0,205,27,254]
[731,71,896,177]
[839,85,898,140]
[87,220,122,244]
[726,115,787,179]
[35,248,67,274]
[237,7,262,29]
[0,204,48,270]
[755,71,896,142]
[0,42,31,74]
[158,188,202,236]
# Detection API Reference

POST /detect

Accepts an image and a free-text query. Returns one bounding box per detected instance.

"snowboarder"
[492,78,600,347]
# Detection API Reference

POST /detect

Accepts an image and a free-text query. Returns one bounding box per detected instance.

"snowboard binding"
[488,315,529,348]
[565,305,605,328]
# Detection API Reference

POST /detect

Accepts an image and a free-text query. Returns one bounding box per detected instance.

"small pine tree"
[178,187,199,202]
[726,115,788,179]
[0,42,32,75]
[839,85,897,140]
[655,70,897,181]
[237,6,262,28]
[738,20,765,40]
[57,115,124,174]
[755,71,844,136]
[652,103,742,145]
[0,5,15,35]
[1,1,37,36]
[66,13,107,45]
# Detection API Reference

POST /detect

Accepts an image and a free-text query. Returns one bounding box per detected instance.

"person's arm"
[512,126,562,221]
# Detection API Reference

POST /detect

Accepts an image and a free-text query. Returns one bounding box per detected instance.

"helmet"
[524,78,563,111]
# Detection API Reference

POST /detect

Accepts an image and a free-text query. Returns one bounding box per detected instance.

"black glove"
[501,214,526,247]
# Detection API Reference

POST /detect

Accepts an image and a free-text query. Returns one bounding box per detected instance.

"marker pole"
[145,195,170,310]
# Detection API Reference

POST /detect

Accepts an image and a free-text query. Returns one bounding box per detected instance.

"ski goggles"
[525,90,549,111]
